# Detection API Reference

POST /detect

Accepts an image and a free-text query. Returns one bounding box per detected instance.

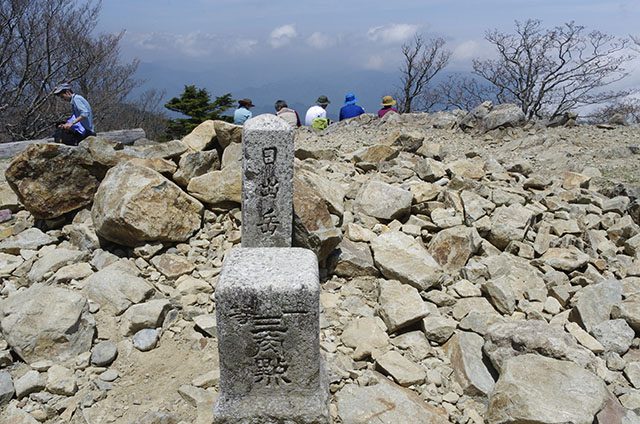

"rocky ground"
[0,105,639,423]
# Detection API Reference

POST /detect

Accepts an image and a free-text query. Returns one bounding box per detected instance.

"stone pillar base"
[213,247,329,424]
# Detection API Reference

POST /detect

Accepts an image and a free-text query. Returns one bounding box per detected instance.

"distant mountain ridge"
[135,62,399,120]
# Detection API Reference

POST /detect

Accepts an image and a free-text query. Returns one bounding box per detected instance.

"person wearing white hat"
[52,83,95,145]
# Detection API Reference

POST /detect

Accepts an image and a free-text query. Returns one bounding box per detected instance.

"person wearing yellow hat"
[378,95,398,118]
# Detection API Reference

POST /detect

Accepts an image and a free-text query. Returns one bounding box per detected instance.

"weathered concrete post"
[214,114,329,423]
[241,114,294,247]
[213,248,329,423]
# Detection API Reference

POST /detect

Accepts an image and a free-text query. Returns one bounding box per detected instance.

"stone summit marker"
[214,114,329,423]
[241,114,294,248]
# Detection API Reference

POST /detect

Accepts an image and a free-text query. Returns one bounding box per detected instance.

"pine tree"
[164,85,234,139]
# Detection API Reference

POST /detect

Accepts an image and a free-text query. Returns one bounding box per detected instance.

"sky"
[97,0,640,116]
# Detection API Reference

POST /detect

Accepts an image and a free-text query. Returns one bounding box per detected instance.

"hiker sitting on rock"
[305,95,331,130]
[339,93,365,121]
[234,98,254,125]
[378,95,398,118]
[274,100,301,127]
[53,83,96,146]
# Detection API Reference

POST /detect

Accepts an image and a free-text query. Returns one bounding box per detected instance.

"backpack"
[311,117,329,130]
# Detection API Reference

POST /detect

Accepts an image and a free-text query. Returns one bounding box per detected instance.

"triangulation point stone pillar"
[241,114,294,248]
[214,247,329,423]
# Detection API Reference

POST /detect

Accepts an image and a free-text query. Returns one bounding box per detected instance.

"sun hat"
[381,95,397,106]
[53,83,72,95]
[316,95,330,106]
[344,93,357,105]
[239,98,255,108]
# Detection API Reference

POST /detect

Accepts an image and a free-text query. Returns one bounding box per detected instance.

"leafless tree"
[436,74,499,111]
[0,0,141,142]
[100,89,169,141]
[585,98,640,124]
[396,35,451,113]
[473,19,634,120]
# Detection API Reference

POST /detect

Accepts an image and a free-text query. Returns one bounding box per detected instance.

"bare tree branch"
[396,34,451,113]
[435,74,500,111]
[0,0,141,141]
[473,19,635,120]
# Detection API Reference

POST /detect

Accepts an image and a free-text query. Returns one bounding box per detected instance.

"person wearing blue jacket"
[339,93,365,121]
[53,83,95,146]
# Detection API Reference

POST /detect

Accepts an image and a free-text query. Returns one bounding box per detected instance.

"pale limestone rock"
[120,299,172,336]
[375,350,426,386]
[486,354,609,424]
[541,246,590,272]
[565,322,604,353]
[0,284,95,364]
[151,253,196,279]
[92,162,203,246]
[182,120,216,151]
[592,319,635,354]
[377,279,429,333]
[355,180,412,221]
[336,372,448,424]
[341,317,389,354]
[187,164,241,208]
[84,263,155,315]
[483,320,595,373]
[569,279,622,332]
[422,316,457,344]
[428,226,481,272]
[46,365,77,396]
[332,239,378,278]
[371,231,442,290]
[444,332,495,396]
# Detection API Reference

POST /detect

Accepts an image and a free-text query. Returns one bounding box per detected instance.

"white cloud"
[228,39,259,55]
[364,54,385,70]
[306,32,335,49]
[269,24,297,48]
[130,31,257,57]
[452,40,481,62]
[367,24,419,44]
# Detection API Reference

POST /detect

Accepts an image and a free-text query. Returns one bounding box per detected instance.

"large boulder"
[428,226,482,272]
[293,173,342,261]
[0,284,95,364]
[486,354,609,424]
[182,120,217,151]
[84,263,155,315]
[187,164,242,209]
[173,150,220,187]
[330,238,378,278]
[181,120,242,152]
[92,162,203,246]
[214,120,242,149]
[482,103,526,131]
[336,372,448,424]
[86,137,179,171]
[483,320,595,373]
[354,180,412,221]
[0,228,56,254]
[5,144,103,219]
[444,332,495,396]
[371,231,442,290]
[569,279,623,332]
[295,167,345,217]
[488,203,535,249]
